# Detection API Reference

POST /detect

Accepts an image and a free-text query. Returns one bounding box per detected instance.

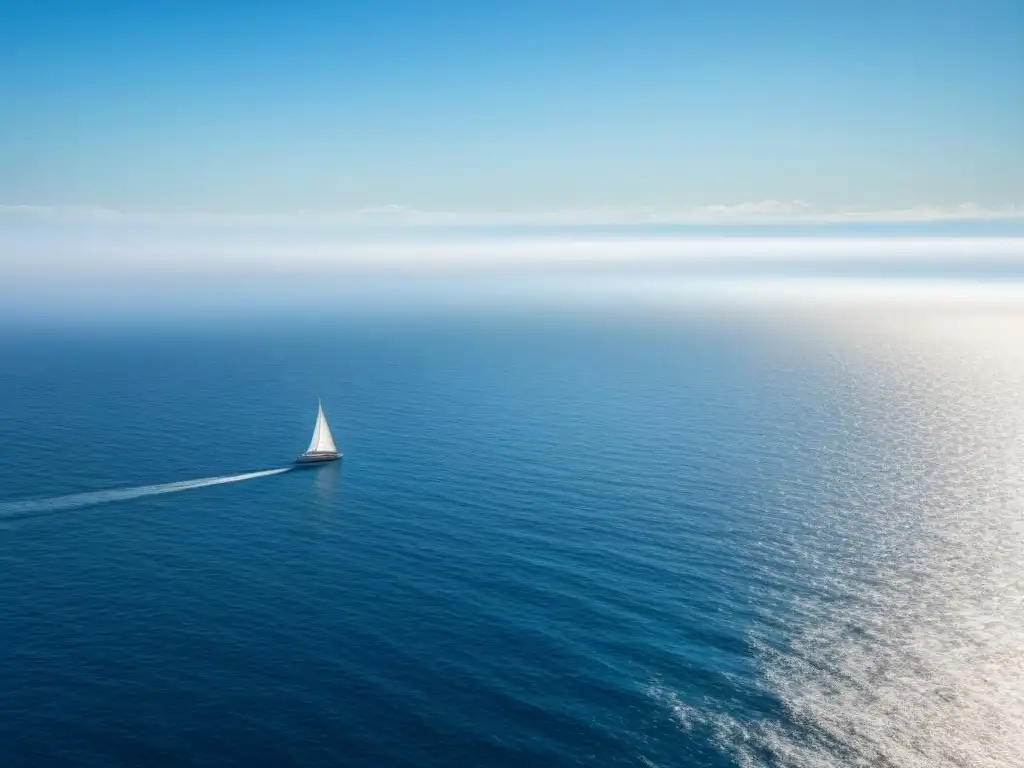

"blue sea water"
[1,311,1022,767]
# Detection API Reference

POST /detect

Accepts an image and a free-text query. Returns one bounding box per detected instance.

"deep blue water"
[2,313,1022,767]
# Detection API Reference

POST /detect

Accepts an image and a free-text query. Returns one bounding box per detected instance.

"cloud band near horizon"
[2,201,1024,228]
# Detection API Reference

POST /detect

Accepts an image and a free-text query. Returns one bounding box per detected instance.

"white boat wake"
[0,468,291,518]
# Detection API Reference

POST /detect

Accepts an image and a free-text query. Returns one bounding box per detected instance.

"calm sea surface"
[1,311,1022,767]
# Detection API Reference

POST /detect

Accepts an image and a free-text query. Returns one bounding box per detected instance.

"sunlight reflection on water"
[658,310,1024,767]
[762,313,1023,767]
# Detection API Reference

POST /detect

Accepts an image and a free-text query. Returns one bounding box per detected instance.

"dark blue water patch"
[0,316,913,766]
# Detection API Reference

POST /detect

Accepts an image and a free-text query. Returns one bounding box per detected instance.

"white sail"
[306,400,337,454]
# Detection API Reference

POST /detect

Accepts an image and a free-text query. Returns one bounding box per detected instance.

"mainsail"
[306,399,338,454]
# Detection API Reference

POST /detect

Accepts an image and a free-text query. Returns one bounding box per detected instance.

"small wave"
[0,468,291,518]
[645,682,776,768]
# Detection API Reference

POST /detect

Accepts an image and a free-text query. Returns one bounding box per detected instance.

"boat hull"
[295,451,342,466]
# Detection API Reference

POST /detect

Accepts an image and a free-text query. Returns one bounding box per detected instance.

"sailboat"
[295,399,342,465]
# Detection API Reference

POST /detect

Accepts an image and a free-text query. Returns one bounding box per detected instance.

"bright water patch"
[644,314,1024,767]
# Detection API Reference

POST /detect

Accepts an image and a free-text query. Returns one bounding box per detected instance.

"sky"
[1,0,1022,215]
[1,1,1022,321]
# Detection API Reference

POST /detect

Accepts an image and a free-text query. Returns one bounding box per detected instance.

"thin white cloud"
[2,201,1023,227]
[1,235,1022,282]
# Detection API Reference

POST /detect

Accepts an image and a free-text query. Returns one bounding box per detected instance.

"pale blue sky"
[1,0,1022,214]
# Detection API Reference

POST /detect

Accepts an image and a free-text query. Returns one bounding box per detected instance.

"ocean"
[1,309,1021,767]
